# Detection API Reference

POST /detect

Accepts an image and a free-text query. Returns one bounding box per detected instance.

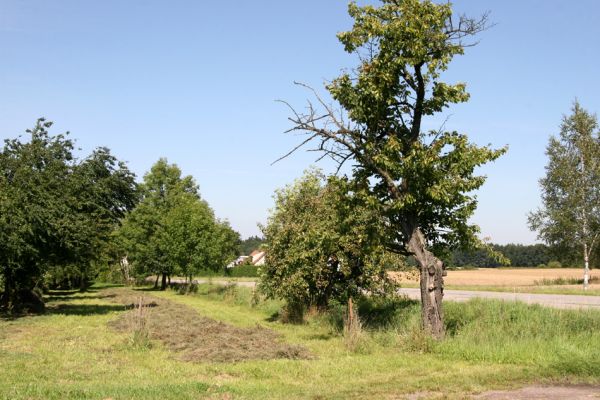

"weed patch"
[535,276,600,286]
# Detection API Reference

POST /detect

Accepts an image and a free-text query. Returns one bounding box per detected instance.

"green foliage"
[260,169,398,313]
[547,260,563,268]
[281,1,505,335]
[448,243,552,268]
[529,102,600,267]
[319,0,506,254]
[116,159,240,288]
[0,119,137,310]
[227,264,259,278]
[239,235,265,255]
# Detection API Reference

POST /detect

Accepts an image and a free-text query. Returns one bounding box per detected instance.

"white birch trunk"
[584,243,590,290]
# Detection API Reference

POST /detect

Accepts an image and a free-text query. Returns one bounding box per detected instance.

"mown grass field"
[1,283,599,399]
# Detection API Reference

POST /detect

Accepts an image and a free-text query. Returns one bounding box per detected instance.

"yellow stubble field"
[393,268,599,287]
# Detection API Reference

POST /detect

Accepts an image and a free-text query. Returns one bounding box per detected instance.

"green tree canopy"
[279,0,505,337]
[0,119,137,310]
[260,169,398,318]
[117,159,239,289]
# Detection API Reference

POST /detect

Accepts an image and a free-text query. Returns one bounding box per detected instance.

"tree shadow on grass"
[133,287,161,292]
[301,332,335,341]
[47,303,126,316]
[45,294,117,303]
[47,289,79,296]
[357,296,419,330]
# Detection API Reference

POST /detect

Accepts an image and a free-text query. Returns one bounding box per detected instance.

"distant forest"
[239,236,265,255]
[447,244,567,268]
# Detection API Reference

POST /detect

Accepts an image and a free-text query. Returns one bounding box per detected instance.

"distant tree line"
[446,243,571,268]
[0,120,241,313]
[239,236,265,255]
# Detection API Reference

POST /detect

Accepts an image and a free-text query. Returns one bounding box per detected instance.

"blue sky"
[1,1,599,244]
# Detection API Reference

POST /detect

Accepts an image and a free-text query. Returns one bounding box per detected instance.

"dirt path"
[192,279,600,310]
[473,385,600,399]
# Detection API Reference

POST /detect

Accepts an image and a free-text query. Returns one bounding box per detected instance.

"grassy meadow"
[1,283,599,399]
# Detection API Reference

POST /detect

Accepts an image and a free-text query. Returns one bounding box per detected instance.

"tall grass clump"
[439,299,600,376]
[342,298,368,352]
[128,296,151,349]
[323,294,600,376]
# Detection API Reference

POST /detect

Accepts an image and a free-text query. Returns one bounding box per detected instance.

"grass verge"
[0,283,599,399]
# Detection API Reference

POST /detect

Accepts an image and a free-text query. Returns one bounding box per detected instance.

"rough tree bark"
[407,228,446,338]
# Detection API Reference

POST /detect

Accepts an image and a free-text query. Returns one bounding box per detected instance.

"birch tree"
[529,102,600,290]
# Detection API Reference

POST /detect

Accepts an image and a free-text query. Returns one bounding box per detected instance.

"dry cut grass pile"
[106,288,310,363]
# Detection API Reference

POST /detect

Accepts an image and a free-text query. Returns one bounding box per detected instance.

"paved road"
[398,288,600,310]
[191,279,600,310]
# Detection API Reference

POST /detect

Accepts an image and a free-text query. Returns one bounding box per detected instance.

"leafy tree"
[0,119,137,311]
[260,169,397,319]
[162,196,240,281]
[0,119,74,310]
[50,147,137,290]
[117,159,239,289]
[529,102,600,289]
[279,0,504,337]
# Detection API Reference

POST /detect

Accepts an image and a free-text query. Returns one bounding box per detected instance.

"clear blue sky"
[1,1,599,244]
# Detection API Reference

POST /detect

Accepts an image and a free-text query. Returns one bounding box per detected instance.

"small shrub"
[227,264,260,277]
[250,288,261,308]
[547,260,562,268]
[280,300,305,324]
[401,324,435,353]
[222,283,238,302]
[170,282,199,295]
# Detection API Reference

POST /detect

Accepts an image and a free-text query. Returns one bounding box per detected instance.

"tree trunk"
[79,271,87,292]
[160,273,167,291]
[407,228,446,339]
[2,267,12,310]
[153,275,159,289]
[167,274,171,287]
[583,243,590,291]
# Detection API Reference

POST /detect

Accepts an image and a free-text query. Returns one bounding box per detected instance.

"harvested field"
[106,288,310,363]
[392,268,600,287]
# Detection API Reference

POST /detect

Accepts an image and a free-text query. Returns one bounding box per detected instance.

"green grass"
[1,283,599,399]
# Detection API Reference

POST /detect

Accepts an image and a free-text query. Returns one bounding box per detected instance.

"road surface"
[190,279,600,310]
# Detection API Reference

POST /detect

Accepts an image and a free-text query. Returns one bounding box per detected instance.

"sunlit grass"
[1,283,599,399]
